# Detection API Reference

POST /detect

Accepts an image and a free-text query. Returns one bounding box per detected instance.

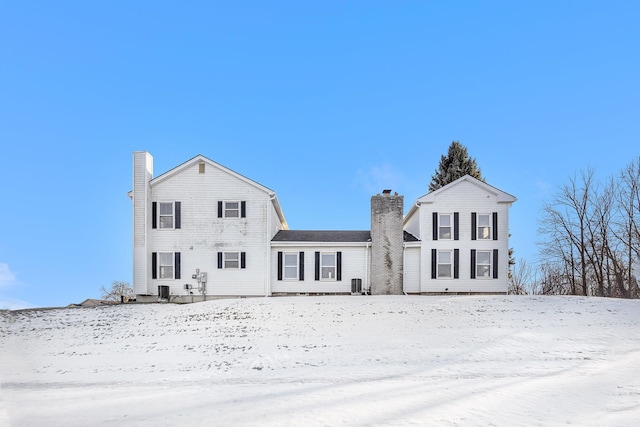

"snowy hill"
[1,295,639,426]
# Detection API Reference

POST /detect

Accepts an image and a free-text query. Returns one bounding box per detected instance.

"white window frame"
[223,201,240,218]
[320,252,336,281]
[476,250,492,278]
[158,252,175,279]
[158,202,174,229]
[283,252,299,280]
[477,213,491,240]
[437,250,453,279]
[439,213,453,240]
[224,252,240,269]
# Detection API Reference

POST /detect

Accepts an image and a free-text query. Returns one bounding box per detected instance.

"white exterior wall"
[417,179,513,294]
[139,157,284,298]
[403,245,421,293]
[132,152,153,295]
[270,244,369,294]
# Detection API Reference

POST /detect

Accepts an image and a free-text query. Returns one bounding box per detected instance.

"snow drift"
[1,295,639,426]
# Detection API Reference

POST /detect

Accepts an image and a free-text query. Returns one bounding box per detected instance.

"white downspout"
[266,194,277,297]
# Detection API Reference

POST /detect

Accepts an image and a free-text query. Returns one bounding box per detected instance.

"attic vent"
[199,162,205,174]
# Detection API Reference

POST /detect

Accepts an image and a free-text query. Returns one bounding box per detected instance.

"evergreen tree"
[429,141,484,192]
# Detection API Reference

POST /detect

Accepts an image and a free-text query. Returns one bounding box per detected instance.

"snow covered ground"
[1,295,639,426]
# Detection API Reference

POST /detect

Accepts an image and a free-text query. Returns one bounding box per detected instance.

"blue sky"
[1,1,639,309]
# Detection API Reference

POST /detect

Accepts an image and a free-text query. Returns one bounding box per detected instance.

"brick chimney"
[370,190,404,295]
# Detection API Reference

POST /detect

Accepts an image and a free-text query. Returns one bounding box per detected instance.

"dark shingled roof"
[272,230,371,242]
[404,230,420,242]
[272,230,421,243]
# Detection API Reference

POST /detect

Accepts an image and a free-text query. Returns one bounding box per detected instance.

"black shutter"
[152,252,157,279]
[493,212,498,240]
[277,252,283,280]
[432,212,438,240]
[471,213,477,240]
[493,249,499,279]
[337,252,342,281]
[454,212,459,241]
[470,249,476,279]
[454,249,459,279]
[175,202,181,229]
[217,252,223,269]
[315,252,320,281]
[241,252,246,269]
[299,252,304,281]
[175,252,181,279]
[218,201,223,218]
[241,201,246,218]
[431,249,437,279]
[152,202,157,229]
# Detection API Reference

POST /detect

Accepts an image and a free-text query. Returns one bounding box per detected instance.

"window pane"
[438,264,451,278]
[159,216,174,228]
[159,203,173,215]
[321,254,335,266]
[284,254,297,267]
[477,251,491,264]
[322,267,336,279]
[438,251,451,263]
[439,227,451,239]
[439,214,451,226]
[477,265,491,277]
[159,253,173,264]
[159,266,173,279]
[284,266,297,279]
[225,202,239,217]
[224,252,239,268]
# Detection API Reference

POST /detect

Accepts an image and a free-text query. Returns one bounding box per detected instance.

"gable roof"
[150,154,275,194]
[128,153,288,228]
[404,175,516,225]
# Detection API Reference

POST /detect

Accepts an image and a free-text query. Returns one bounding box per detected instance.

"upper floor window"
[218,201,246,218]
[477,214,491,240]
[152,202,181,229]
[159,202,174,228]
[432,212,458,240]
[472,212,497,240]
[224,201,240,218]
[439,214,452,240]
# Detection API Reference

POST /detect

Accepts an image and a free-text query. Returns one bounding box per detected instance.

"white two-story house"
[129,151,515,302]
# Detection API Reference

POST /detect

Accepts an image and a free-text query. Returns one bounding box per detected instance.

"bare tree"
[100,281,134,302]
[509,258,536,295]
